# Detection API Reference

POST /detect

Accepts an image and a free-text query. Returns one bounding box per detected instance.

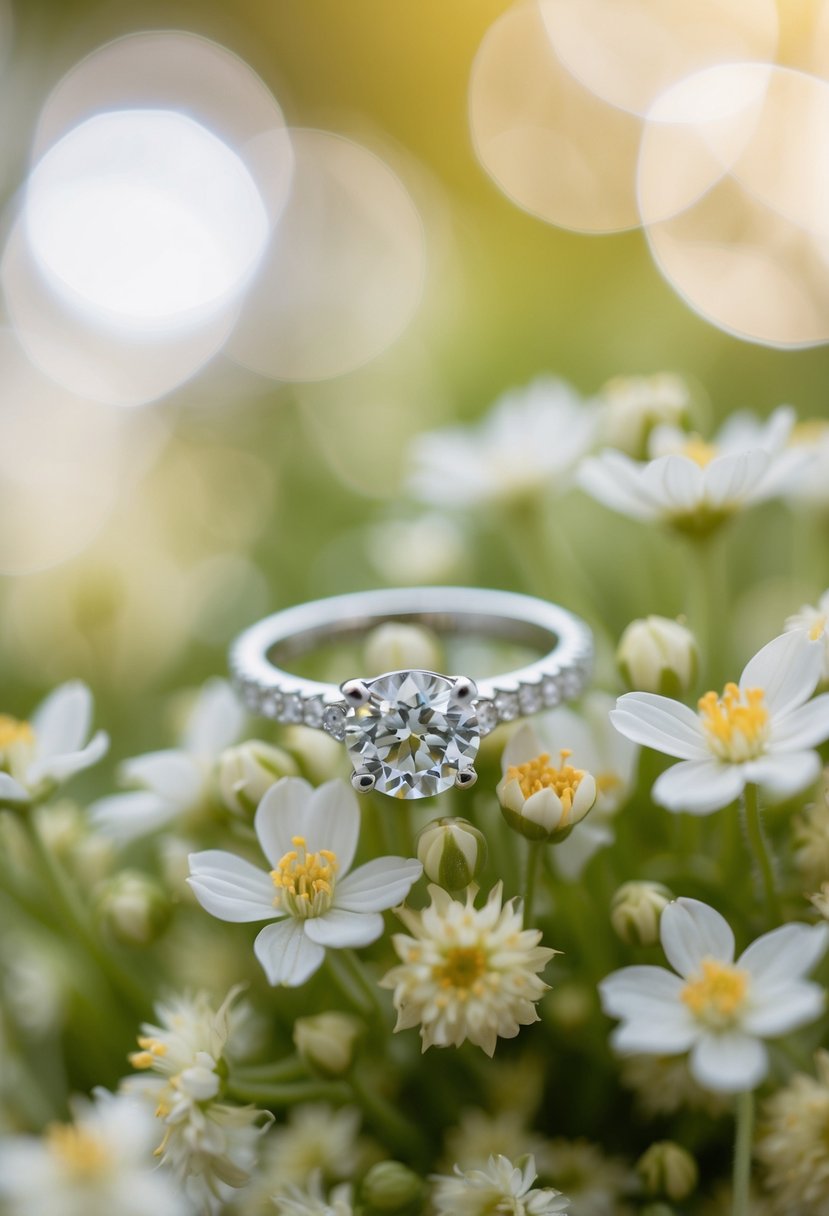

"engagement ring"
[230,587,593,800]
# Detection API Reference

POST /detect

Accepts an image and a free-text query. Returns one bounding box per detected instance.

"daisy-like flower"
[188,777,422,986]
[611,629,829,814]
[271,1173,354,1216]
[380,882,556,1056]
[579,405,808,536]
[90,678,245,842]
[0,681,108,806]
[407,376,598,508]
[506,695,638,880]
[123,988,270,1214]
[497,723,597,842]
[0,1089,189,1216]
[252,1105,364,1190]
[787,589,829,681]
[431,1154,569,1215]
[756,1050,829,1215]
[785,418,829,510]
[599,897,829,1093]
[443,1109,553,1176]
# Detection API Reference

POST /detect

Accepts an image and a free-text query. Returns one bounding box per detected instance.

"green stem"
[224,1078,350,1106]
[742,784,783,925]
[349,1070,429,1163]
[230,1055,308,1084]
[523,841,544,924]
[732,1089,755,1216]
[325,950,387,1025]
[686,534,722,691]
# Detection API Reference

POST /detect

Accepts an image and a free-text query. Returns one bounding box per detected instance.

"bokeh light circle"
[24,109,270,331]
[469,0,642,234]
[227,129,426,382]
[541,0,778,118]
[639,63,829,347]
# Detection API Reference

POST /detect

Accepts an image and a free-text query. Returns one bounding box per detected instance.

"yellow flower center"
[0,716,35,773]
[271,835,339,919]
[698,683,769,762]
[790,419,829,446]
[680,958,749,1028]
[681,436,719,467]
[809,615,827,642]
[434,945,487,992]
[507,750,584,821]
[46,1124,110,1179]
[129,1035,168,1070]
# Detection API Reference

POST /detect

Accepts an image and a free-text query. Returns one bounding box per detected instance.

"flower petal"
[652,758,745,815]
[742,982,826,1037]
[303,780,361,873]
[182,677,245,757]
[303,908,384,948]
[121,750,204,806]
[611,1019,698,1055]
[254,776,315,866]
[739,630,822,716]
[703,450,769,509]
[599,965,687,1018]
[771,695,829,749]
[578,453,660,520]
[187,850,278,922]
[27,730,109,786]
[689,1032,768,1092]
[501,722,546,769]
[31,680,93,759]
[254,919,325,986]
[89,791,178,840]
[737,921,829,991]
[643,453,703,512]
[742,751,820,802]
[661,898,735,978]
[610,694,707,760]
[0,772,30,802]
[552,819,614,880]
[335,857,423,912]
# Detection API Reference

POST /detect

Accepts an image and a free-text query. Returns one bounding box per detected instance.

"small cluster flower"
[0,681,108,806]
[431,1154,569,1215]
[756,1051,829,1215]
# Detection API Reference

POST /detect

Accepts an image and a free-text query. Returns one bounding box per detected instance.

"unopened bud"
[599,372,690,457]
[617,616,698,697]
[218,740,298,817]
[364,623,443,676]
[637,1141,698,1202]
[611,881,673,947]
[95,870,171,947]
[293,1011,363,1078]
[416,817,487,890]
[360,1161,425,1215]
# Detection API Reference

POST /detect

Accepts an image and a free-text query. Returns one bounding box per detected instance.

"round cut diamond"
[344,670,480,800]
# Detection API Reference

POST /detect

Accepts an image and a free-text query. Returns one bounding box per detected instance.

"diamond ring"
[230,587,593,801]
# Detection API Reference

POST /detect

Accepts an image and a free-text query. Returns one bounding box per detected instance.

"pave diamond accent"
[344,670,480,800]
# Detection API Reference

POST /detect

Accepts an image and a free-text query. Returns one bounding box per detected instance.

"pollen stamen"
[271,836,339,919]
[698,683,769,762]
[507,750,585,821]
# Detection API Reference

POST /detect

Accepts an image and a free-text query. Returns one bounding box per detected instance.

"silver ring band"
[230,586,594,742]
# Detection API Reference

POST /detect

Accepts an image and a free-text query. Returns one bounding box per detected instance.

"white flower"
[431,1154,570,1215]
[443,1109,552,1176]
[599,897,829,1093]
[579,405,808,535]
[0,1089,189,1216]
[785,418,829,509]
[756,1050,829,1215]
[408,376,598,508]
[596,372,689,457]
[188,777,422,986]
[787,589,829,681]
[617,615,698,697]
[497,724,597,842]
[0,681,109,805]
[253,1104,363,1190]
[90,678,244,842]
[509,695,638,879]
[123,989,270,1214]
[272,1174,354,1216]
[380,882,556,1056]
[611,630,829,814]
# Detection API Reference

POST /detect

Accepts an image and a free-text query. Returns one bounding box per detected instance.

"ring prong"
[341,678,371,707]
[351,768,376,793]
[450,676,478,704]
[455,767,477,790]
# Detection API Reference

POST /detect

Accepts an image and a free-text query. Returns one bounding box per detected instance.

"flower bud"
[218,740,298,817]
[497,734,596,843]
[610,881,673,947]
[293,1011,363,1078]
[637,1141,698,1202]
[416,817,487,891]
[599,372,689,457]
[617,616,698,697]
[95,870,171,947]
[360,1161,425,1215]
[364,623,443,676]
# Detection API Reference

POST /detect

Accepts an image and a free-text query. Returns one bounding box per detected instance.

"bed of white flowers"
[3,373,829,1216]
